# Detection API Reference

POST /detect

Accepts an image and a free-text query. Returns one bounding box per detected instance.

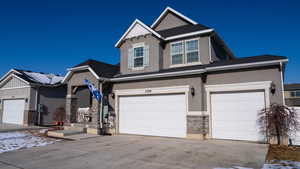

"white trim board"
[151,7,198,29]
[165,29,214,41]
[0,86,31,90]
[187,111,207,116]
[0,69,21,82]
[115,19,162,48]
[114,85,190,96]
[205,81,272,93]
[62,66,100,83]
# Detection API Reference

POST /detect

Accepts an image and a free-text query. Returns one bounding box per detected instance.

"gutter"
[110,59,288,82]
[164,29,214,41]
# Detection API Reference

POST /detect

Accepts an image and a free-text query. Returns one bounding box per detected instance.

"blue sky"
[0,0,299,83]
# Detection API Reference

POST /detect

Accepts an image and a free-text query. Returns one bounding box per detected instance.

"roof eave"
[111,59,288,82]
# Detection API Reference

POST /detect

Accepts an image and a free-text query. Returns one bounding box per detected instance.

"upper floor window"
[128,43,149,70]
[134,46,144,68]
[186,39,199,63]
[291,91,300,97]
[171,39,200,66]
[171,42,184,65]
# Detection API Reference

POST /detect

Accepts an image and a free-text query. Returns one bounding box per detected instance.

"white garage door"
[211,91,265,141]
[119,94,187,138]
[2,99,25,125]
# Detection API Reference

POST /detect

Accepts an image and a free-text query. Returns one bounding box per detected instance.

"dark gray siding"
[75,86,91,108]
[38,85,67,125]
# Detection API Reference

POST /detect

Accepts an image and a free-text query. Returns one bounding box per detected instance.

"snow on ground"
[214,160,300,169]
[262,160,300,169]
[0,131,56,153]
[214,167,254,169]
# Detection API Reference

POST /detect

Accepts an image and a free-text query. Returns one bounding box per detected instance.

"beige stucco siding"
[205,67,284,108]
[120,35,161,75]
[112,66,284,113]
[67,70,98,93]
[154,12,189,31]
[113,75,203,112]
[163,36,211,69]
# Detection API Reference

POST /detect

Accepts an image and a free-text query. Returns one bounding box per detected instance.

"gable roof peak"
[115,18,162,48]
[151,6,198,29]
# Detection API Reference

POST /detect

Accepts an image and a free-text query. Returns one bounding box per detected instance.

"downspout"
[98,81,103,134]
[280,62,286,105]
[35,86,40,126]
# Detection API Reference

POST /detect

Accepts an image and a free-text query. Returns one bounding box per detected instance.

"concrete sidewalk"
[0,135,268,169]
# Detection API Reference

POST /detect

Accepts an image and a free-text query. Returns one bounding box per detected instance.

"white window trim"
[170,38,201,67]
[132,43,145,69]
[170,41,184,65]
[185,38,200,64]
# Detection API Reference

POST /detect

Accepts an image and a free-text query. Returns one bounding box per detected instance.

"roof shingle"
[74,59,120,78]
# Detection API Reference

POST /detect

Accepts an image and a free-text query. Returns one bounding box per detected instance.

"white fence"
[290,107,300,146]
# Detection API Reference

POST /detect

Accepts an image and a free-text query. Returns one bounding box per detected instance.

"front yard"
[0,130,58,153]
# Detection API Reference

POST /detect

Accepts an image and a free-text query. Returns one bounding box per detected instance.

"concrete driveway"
[0,135,267,169]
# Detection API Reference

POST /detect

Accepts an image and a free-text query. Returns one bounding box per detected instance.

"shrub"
[258,103,300,145]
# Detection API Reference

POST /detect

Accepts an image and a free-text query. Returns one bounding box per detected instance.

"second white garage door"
[211,91,265,142]
[119,94,187,138]
[2,99,25,125]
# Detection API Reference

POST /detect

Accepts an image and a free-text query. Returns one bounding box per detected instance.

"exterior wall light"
[111,93,115,99]
[191,87,195,96]
[25,98,28,103]
[270,82,276,94]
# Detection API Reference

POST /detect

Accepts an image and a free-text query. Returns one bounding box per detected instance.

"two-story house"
[62,7,287,142]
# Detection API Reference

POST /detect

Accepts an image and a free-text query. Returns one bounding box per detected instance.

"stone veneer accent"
[187,115,209,135]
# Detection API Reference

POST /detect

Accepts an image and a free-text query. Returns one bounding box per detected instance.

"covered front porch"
[62,59,118,135]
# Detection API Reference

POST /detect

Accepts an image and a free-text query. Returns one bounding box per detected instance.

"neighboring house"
[62,59,119,134]
[63,7,288,142]
[0,69,66,126]
[284,83,300,107]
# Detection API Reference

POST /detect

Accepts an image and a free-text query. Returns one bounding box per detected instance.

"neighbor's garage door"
[211,91,265,141]
[2,99,25,125]
[119,94,187,138]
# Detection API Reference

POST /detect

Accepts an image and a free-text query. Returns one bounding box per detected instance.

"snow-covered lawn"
[262,160,300,169]
[0,131,56,153]
[213,160,300,169]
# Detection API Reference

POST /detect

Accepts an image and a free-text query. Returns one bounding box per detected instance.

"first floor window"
[134,46,144,68]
